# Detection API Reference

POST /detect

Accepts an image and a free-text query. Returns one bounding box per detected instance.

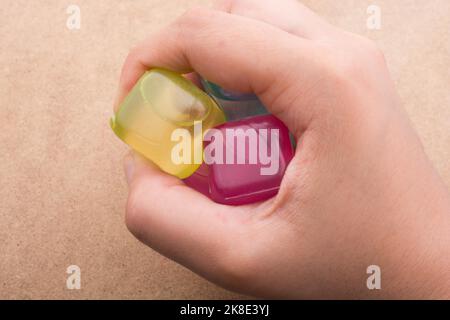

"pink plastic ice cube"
[184,114,294,205]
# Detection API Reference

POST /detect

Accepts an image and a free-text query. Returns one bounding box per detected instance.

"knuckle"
[171,6,218,44]
[214,0,233,11]
[216,0,244,13]
[324,37,386,80]
[335,55,362,78]
[364,39,384,57]
[359,38,386,65]
[176,6,215,28]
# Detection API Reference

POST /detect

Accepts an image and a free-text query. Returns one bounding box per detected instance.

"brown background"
[0,0,448,299]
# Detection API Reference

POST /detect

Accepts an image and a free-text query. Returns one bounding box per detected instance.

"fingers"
[115,7,321,136]
[123,152,250,282]
[213,0,334,39]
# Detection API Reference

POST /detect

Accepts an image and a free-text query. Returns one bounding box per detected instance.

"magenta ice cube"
[184,114,294,205]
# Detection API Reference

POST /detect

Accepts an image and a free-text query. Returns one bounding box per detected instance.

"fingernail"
[124,153,135,185]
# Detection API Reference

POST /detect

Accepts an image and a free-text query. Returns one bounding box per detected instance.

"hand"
[114,0,450,299]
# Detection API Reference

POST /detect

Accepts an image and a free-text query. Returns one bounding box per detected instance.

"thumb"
[122,151,251,282]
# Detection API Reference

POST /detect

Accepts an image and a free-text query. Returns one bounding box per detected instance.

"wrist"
[387,181,450,299]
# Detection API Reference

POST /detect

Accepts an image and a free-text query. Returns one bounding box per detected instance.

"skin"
[114,0,450,299]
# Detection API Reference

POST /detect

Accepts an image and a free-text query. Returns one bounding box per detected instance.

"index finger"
[114,6,320,135]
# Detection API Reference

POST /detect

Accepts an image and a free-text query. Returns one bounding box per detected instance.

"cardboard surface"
[0,0,448,299]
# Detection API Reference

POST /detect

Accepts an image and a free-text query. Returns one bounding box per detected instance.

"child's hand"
[114,0,450,298]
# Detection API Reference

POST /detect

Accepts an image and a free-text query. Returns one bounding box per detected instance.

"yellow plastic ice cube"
[110,68,226,179]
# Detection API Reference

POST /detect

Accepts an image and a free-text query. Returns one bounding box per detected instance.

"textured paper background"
[0,0,448,299]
